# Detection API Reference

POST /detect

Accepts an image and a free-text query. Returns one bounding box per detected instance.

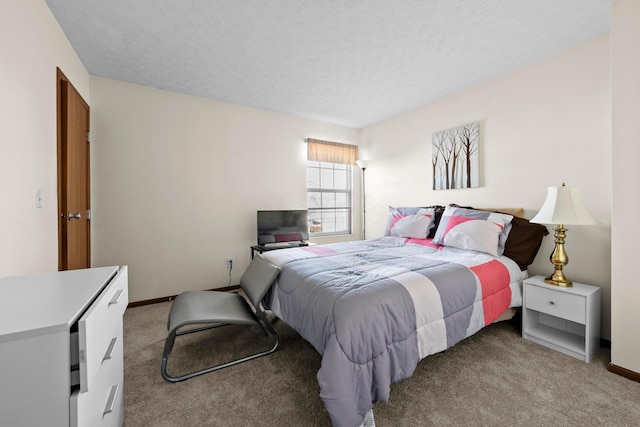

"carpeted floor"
[123,301,640,427]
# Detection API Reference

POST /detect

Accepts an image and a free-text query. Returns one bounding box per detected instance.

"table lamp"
[530,183,598,287]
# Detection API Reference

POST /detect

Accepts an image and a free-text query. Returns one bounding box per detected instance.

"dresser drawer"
[78,266,129,392]
[71,326,124,427]
[525,284,586,324]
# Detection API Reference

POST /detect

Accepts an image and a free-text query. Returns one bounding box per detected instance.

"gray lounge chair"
[161,255,281,382]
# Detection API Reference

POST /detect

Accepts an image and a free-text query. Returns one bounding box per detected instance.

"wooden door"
[57,69,91,270]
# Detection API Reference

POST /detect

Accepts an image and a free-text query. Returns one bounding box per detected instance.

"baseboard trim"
[127,285,241,308]
[608,363,640,383]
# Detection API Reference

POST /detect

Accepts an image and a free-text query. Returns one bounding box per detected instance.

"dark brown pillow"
[502,216,549,270]
[427,205,446,238]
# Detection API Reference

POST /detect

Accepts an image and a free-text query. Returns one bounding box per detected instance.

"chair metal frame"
[161,256,280,382]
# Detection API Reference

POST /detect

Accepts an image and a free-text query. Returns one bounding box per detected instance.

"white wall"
[611,0,640,375]
[0,0,90,277]
[360,35,612,339]
[89,77,360,302]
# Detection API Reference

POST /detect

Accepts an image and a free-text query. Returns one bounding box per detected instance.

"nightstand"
[522,275,601,362]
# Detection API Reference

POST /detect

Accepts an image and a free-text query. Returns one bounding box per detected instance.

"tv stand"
[251,242,308,259]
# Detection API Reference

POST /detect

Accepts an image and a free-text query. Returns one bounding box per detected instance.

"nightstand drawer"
[525,285,585,324]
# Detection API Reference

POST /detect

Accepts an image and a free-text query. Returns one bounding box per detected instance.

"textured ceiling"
[45,0,614,129]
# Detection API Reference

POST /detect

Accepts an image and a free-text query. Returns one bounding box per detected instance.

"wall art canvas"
[432,121,479,190]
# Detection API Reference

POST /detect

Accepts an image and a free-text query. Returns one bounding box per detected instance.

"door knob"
[68,212,82,220]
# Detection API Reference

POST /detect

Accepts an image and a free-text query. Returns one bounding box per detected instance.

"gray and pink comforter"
[262,237,526,427]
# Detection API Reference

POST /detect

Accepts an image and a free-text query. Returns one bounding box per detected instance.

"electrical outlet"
[227,258,234,269]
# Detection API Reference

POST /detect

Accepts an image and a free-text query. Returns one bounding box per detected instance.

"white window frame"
[307,160,353,236]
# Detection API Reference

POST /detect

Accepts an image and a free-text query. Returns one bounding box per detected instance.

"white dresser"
[0,266,128,427]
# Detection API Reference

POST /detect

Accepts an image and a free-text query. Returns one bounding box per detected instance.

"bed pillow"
[427,205,446,238]
[384,206,444,238]
[432,205,513,256]
[384,207,437,239]
[447,205,549,269]
[501,216,549,270]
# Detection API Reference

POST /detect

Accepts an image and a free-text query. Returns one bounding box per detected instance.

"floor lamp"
[355,160,370,239]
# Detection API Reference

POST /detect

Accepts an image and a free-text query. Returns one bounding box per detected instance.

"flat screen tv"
[257,210,309,246]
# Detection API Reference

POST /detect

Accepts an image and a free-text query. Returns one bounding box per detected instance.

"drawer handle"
[103,384,119,417]
[549,300,556,305]
[109,289,124,306]
[103,337,118,362]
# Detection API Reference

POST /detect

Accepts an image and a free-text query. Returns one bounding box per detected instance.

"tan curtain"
[306,138,358,165]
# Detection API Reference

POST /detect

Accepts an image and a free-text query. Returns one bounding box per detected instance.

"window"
[307,161,352,236]
[306,138,358,236]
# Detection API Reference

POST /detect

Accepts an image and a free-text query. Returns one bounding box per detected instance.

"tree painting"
[432,122,479,190]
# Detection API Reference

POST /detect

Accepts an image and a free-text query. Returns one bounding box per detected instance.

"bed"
[260,205,548,427]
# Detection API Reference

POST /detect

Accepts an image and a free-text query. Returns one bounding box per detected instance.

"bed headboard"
[481,207,525,218]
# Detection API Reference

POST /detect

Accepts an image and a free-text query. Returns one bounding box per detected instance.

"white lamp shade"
[530,185,598,225]
[355,159,370,170]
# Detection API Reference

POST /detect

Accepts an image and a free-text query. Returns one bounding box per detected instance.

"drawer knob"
[549,300,556,305]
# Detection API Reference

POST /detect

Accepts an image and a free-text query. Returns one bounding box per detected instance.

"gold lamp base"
[544,273,573,287]
[545,224,573,287]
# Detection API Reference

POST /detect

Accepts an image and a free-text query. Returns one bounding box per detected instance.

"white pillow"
[432,206,513,256]
[388,208,436,239]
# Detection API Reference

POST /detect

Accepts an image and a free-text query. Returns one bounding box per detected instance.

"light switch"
[35,189,42,208]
